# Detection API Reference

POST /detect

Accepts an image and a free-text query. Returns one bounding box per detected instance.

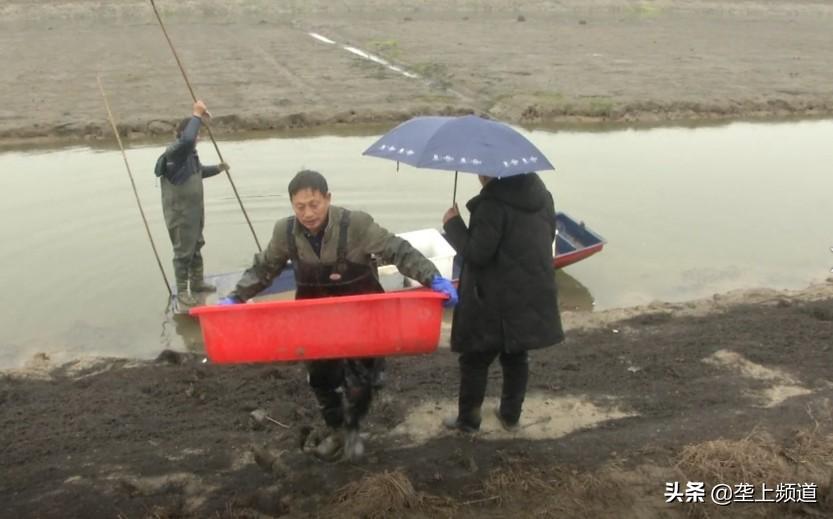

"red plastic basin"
[189,290,446,364]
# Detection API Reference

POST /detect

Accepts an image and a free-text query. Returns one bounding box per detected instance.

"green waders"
[161,173,215,307]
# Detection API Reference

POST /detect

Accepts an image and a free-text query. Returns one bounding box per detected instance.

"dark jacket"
[159,116,222,185]
[443,173,564,354]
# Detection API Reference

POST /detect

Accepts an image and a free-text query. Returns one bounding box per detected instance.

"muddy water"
[1,120,831,367]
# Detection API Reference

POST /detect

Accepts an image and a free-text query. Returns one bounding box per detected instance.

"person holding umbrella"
[441,172,565,433]
[362,114,566,432]
[218,169,458,461]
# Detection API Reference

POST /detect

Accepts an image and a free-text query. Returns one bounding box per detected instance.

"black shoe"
[442,415,479,433]
[494,407,520,433]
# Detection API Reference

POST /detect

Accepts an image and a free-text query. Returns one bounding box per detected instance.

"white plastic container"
[377,228,457,291]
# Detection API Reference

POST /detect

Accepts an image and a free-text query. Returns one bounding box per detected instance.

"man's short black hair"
[288,170,329,198]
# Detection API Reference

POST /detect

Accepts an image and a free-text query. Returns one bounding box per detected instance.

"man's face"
[291,188,331,234]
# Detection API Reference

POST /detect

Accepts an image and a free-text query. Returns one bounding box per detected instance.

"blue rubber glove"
[430,274,458,308]
[217,296,241,306]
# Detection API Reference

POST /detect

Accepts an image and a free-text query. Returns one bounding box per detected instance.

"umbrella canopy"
[362,115,554,178]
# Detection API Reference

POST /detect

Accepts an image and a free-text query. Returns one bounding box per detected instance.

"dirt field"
[4,283,833,518]
[1,0,832,147]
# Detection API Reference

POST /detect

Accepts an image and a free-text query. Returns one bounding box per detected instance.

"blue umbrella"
[362,115,555,203]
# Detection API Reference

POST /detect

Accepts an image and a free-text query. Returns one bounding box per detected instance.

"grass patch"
[368,39,401,60]
[530,90,566,103]
[410,62,452,90]
[349,57,391,80]
[629,1,664,18]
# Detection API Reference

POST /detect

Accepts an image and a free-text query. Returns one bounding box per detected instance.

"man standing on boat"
[155,100,228,308]
[441,172,564,433]
[219,169,458,461]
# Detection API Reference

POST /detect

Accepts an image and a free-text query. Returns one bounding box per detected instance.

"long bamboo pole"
[148,0,262,252]
[97,76,173,297]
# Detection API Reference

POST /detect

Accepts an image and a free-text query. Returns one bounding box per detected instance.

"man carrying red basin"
[219,169,458,462]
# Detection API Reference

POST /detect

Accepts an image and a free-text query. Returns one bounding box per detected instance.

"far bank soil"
[1,0,833,147]
[3,289,833,517]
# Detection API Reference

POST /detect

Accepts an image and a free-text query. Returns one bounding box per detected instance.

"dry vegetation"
[324,470,457,519]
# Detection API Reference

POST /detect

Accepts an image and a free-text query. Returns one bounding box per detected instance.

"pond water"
[1,119,831,367]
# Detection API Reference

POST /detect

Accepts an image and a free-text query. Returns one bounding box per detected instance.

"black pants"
[457,350,529,428]
[306,358,382,430]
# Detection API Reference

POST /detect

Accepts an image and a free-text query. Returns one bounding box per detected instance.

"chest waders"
[287,210,385,437]
[161,163,215,308]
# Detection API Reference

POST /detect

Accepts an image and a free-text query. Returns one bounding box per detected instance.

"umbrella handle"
[452,171,458,206]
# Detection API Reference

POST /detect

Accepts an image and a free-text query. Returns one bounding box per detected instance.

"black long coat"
[443,173,565,354]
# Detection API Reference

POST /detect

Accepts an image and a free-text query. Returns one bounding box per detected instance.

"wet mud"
[4,283,833,517]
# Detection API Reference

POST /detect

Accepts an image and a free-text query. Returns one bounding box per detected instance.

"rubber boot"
[448,352,491,432]
[313,427,345,462]
[370,358,386,389]
[442,411,480,433]
[174,268,197,308]
[498,351,529,427]
[343,428,365,461]
[189,264,216,293]
[493,407,520,433]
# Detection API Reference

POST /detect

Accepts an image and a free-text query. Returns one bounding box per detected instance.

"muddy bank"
[4,282,833,517]
[1,0,832,146]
